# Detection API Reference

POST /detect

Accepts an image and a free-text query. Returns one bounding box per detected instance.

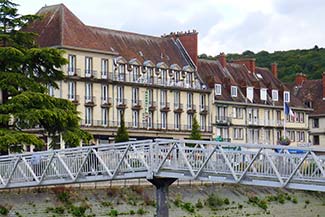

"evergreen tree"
[0,0,91,153]
[190,115,202,140]
[115,111,129,143]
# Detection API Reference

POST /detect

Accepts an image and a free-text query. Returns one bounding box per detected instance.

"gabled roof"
[288,79,325,116]
[25,4,191,67]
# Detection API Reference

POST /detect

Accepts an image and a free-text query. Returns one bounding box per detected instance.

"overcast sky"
[15,0,325,56]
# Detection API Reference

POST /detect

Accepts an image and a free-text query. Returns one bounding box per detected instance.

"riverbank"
[0,181,324,217]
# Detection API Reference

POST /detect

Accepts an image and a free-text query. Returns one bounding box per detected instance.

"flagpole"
[283,100,286,138]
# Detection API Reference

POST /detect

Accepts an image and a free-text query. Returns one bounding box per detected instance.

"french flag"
[284,103,295,117]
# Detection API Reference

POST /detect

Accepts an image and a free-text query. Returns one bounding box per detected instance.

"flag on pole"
[284,103,295,117]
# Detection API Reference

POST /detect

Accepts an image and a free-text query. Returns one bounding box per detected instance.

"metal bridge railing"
[1,139,325,191]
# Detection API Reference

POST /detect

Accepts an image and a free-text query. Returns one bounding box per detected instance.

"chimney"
[323,72,325,100]
[163,30,198,67]
[271,63,278,78]
[232,58,256,73]
[295,73,307,86]
[218,52,227,68]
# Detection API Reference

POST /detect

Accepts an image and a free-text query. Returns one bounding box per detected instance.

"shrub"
[258,200,268,211]
[207,194,224,208]
[224,198,230,205]
[195,199,203,209]
[305,200,310,205]
[173,194,183,207]
[292,197,298,204]
[182,202,195,213]
[129,210,135,215]
[0,205,9,215]
[136,208,146,215]
[108,209,119,216]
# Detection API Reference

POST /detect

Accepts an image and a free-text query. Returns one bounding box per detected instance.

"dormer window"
[231,86,237,97]
[215,84,222,96]
[284,91,290,103]
[246,87,254,102]
[260,88,267,101]
[272,89,278,101]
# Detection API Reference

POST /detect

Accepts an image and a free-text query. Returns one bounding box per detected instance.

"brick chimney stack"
[323,72,325,100]
[295,73,307,86]
[233,58,256,73]
[271,63,278,78]
[163,30,198,67]
[218,52,227,68]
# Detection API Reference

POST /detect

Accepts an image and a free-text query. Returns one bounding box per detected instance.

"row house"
[197,54,311,146]
[26,4,212,147]
[287,73,325,147]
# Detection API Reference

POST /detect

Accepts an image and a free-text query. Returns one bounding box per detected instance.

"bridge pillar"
[148,177,177,217]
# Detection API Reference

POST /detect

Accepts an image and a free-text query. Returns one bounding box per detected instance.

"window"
[161,112,167,129]
[117,109,123,127]
[101,84,108,103]
[248,129,259,144]
[264,129,271,144]
[299,112,304,123]
[260,88,267,101]
[296,131,305,142]
[85,107,92,126]
[117,86,124,104]
[174,91,180,108]
[185,73,192,87]
[246,87,254,102]
[264,109,271,125]
[215,84,221,96]
[247,108,258,124]
[231,86,237,97]
[148,111,153,129]
[48,84,54,97]
[132,88,139,105]
[200,115,206,131]
[217,106,228,121]
[174,113,180,130]
[101,59,108,78]
[200,94,206,110]
[284,91,290,103]
[187,93,193,109]
[85,82,92,102]
[118,64,125,81]
[160,90,167,107]
[216,127,229,141]
[288,130,295,141]
[68,55,76,75]
[68,81,76,100]
[272,90,278,101]
[85,57,92,77]
[313,118,319,128]
[132,66,140,82]
[160,69,167,85]
[232,107,243,119]
[146,67,153,84]
[314,135,320,145]
[101,108,108,126]
[233,128,243,140]
[132,110,139,128]
[187,114,193,130]
[148,89,154,106]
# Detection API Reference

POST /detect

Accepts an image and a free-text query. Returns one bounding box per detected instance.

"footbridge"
[1,139,325,216]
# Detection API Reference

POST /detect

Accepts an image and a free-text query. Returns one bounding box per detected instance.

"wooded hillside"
[199,46,325,82]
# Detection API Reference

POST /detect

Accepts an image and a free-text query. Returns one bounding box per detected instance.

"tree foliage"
[0,0,91,153]
[190,115,201,140]
[115,112,129,143]
[199,45,325,82]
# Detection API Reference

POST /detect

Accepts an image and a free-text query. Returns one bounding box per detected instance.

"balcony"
[84,70,97,78]
[67,94,80,105]
[174,103,183,113]
[199,105,208,115]
[101,97,112,108]
[215,116,231,125]
[149,101,157,111]
[116,98,128,109]
[160,102,170,112]
[131,99,142,110]
[84,96,96,106]
[187,104,196,114]
[67,68,81,77]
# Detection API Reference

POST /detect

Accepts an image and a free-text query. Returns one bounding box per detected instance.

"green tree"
[115,111,129,143]
[0,0,91,153]
[190,115,201,140]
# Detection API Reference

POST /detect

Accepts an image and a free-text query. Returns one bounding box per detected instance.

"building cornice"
[52,45,119,55]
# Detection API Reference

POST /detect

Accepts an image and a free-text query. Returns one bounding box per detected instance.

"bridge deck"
[1,139,325,191]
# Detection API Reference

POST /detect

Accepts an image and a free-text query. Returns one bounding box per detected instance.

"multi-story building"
[26,4,212,147]
[197,54,311,146]
[287,73,325,146]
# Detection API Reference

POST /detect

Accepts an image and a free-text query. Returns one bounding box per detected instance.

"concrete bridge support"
[148,177,177,217]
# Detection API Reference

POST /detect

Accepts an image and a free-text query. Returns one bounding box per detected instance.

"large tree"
[190,115,202,140]
[0,0,91,153]
[115,111,129,143]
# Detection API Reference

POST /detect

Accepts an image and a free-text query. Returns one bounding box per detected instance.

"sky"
[15,0,325,56]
